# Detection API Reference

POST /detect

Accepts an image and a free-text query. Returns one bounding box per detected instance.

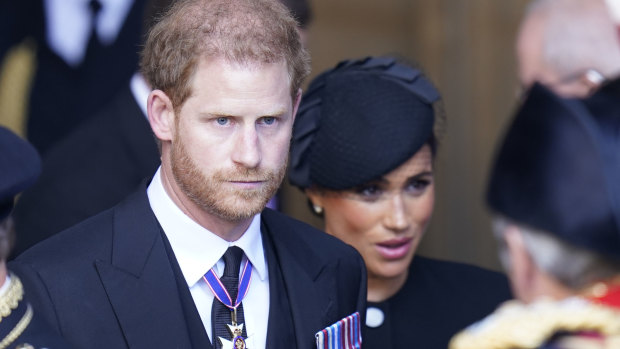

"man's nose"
[231,125,261,168]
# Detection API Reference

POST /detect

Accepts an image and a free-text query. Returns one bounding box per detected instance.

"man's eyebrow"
[201,109,288,118]
[201,112,234,118]
[263,109,288,117]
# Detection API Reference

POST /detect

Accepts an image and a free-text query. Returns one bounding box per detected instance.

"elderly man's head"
[517,0,620,97]
[487,82,620,302]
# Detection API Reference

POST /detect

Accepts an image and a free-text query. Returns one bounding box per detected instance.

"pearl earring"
[313,205,323,215]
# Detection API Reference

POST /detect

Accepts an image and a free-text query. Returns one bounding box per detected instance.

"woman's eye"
[216,117,229,125]
[406,178,430,194]
[354,184,383,200]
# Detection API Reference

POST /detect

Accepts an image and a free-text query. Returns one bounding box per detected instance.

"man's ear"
[581,72,604,97]
[148,90,175,141]
[291,88,302,123]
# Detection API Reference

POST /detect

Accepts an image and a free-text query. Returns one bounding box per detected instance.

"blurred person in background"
[0,126,69,348]
[289,56,512,349]
[604,0,620,37]
[450,82,620,349]
[0,0,148,155]
[9,0,172,258]
[517,0,620,97]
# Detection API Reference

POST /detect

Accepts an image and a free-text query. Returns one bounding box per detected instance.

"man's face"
[169,58,298,222]
[517,13,597,98]
[516,14,556,91]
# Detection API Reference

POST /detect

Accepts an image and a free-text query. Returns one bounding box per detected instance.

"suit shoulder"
[14,208,115,267]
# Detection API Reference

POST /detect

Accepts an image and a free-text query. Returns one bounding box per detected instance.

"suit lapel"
[95,188,195,348]
[262,210,336,349]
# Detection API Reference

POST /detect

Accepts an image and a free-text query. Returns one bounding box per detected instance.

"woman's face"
[308,145,435,283]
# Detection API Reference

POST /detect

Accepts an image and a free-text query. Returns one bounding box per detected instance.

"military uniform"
[450,283,620,349]
[451,81,620,349]
[0,274,69,349]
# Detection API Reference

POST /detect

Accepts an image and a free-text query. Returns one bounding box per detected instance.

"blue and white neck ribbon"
[203,258,253,310]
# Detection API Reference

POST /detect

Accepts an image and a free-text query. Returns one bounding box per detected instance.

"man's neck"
[159,166,253,242]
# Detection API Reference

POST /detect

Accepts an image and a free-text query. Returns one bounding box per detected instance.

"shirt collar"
[146,167,267,287]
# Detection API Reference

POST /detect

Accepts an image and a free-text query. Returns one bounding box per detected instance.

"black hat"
[0,127,41,221]
[487,83,620,258]
[289,56,441,190]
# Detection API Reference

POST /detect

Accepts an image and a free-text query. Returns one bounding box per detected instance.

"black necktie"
[88,0,102,36]
[84,0,103,62]
[212,246,248,348]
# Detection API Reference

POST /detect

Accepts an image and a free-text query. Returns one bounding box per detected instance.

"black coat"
[364,256,512,349]
[12,86,159,258]
[10,186,367,349]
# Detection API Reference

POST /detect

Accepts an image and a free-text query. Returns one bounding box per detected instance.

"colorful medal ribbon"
[315,312,362,349]
[203,258,253,312]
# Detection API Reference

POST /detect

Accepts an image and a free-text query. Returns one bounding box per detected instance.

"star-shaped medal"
[218,323,248,349]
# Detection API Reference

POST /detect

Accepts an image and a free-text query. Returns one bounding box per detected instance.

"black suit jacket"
[12,85,160,258]
[10,186,367,349]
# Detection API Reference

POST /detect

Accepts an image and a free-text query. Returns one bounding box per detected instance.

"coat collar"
[261,209,336,349]
[95,186,195,348]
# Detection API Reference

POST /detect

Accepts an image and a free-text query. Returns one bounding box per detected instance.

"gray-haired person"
[451,82,620,349]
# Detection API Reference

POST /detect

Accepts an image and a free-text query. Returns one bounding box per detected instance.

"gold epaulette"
[0,274,32,349]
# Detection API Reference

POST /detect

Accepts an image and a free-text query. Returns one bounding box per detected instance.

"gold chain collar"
[0,274,23,322]
[449,298,620,349]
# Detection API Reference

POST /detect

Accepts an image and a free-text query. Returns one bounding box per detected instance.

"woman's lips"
[375,237,413,260]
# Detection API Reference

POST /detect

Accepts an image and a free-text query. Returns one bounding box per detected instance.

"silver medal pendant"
[218,323,248,349]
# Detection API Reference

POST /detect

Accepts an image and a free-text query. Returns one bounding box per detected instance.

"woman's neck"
[367,270,409,303]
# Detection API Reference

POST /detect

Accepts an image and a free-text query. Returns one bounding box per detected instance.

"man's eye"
[262,117,276,125]
[216,117,229,125]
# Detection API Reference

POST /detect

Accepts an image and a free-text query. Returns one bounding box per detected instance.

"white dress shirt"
[44,0,134,66]
[147,168,270,349]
